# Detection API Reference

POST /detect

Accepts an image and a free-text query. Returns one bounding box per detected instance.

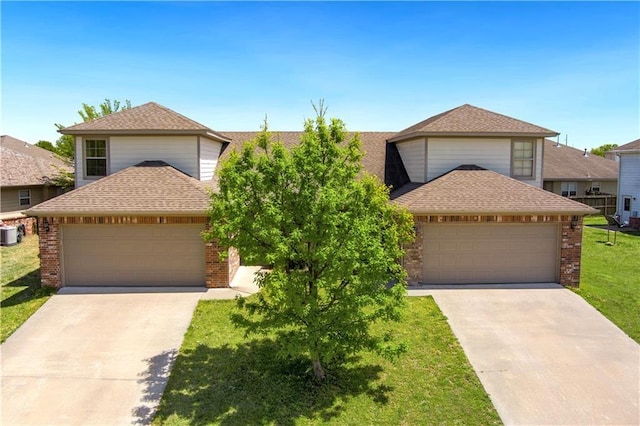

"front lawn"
[576,216,640,342]
[154,297,500,425]
[1,235,55,343]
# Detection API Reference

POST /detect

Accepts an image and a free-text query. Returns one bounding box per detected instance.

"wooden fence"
[569,195,617,216]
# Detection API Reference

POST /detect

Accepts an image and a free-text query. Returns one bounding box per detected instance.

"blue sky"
[2,1,638,150]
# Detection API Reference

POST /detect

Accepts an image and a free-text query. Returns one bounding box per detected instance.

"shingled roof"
[218,131,399,183]
[543,139,618,181]
[389,104,558,142]
[1,135,71,187]
[391,166,598,215]
[613,138,640,152]
[26,161,210,216]
[60,102,230,142]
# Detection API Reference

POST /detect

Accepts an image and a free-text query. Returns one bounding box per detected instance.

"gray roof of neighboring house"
[612,138,640,153]
[391,166,598,215]
[543,139,618,181]
[218,131,398,183]
[0,135,72,187]
[60,102,231,142]
[389,104,558,142]
[26,161,211,216]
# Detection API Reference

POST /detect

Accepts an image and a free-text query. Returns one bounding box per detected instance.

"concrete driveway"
[1,288,204,425]
[1,268,261,425]
[411,284,640,425]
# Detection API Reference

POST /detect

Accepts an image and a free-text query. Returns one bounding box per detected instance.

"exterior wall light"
[570,216,579,230]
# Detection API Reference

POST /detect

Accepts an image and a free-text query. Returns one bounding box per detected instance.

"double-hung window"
[85,139,107,177]
[512,140,535,179]
[561,182,577,197]
[18,189,31,206]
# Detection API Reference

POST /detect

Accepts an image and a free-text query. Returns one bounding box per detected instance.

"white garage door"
[423,223,559,284]
[62,224,206,286]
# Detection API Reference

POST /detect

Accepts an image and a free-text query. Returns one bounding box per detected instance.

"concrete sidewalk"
[410,285,640,425]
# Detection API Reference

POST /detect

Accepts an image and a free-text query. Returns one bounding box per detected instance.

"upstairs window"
[85,139,107,177]
[512,140,535,178]
[561,182,577,197]
[19,189,31,206]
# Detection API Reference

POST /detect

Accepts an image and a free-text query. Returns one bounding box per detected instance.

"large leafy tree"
[54,99,132,160]
[590,143,618,158]
[206,104,414,381]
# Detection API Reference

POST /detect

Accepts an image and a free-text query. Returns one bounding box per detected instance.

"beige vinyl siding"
[545,180,618,197]
[427,138,510,181]
[110,135,198,177]
[396,138,426,182]
[1,186,44,213]
[199,137,223,181]
[618,153,640,221]
[74,136,85,187]
[422,223,559,284]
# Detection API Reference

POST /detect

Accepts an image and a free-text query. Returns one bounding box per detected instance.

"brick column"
[38,217,62,288]
[559,216,583,287]
[205,239,240,288]
[403,220,424,285]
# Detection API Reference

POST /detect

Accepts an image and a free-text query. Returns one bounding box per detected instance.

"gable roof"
[26,161,211,216]
[612,138,640,153]
[391,166,598,215]
[0,135,71,187]
[60,102,230,142]
[218,131,398,183]
[543,139,618,181]
[389,104,558,142]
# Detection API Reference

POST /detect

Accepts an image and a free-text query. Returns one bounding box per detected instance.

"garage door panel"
[62,224,206,286]
[423,223,558,284]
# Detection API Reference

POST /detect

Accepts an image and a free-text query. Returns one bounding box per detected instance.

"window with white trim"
[18,189,31,206]
[561,182,577,197]
[85,139,107,177]
[591,182,601,193]
[512,140,535,178]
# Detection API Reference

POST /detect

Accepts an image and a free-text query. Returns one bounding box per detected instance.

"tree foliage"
[35,140,56,152]
[53,99,132,160]
[205,104,414,381]
[590,143,618,158]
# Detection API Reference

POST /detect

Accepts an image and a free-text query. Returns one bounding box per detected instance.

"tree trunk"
[312,358,326,381]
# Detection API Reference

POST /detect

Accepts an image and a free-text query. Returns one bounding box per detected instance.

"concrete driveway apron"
[410,284,640,425]
[1,288,203,425]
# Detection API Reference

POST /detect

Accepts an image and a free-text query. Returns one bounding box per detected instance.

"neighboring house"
[611,139,640,228]
[543,139,618,197]
[27,102,597,289]
[1,135,71,233]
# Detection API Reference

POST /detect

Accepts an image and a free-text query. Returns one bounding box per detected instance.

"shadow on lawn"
[0,269,55,308]
[144,339,391,425]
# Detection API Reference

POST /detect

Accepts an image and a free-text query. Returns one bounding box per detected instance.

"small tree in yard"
[205,104,414,381]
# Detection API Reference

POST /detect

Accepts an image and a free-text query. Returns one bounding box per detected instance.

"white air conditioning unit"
[0,226,18,246]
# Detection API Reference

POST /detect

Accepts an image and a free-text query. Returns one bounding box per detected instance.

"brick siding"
[36,216,236,289]
[404,214,585,287]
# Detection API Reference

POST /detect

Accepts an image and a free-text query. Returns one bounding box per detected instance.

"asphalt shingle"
[391,166,598,215]
[390,104,558,141]
[543,139,618,181]
[60,102,230,141]
[26,161,211,216]
[1,135,71,187]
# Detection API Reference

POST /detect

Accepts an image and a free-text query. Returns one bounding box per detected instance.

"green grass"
[153,297,500,425]
[575,215,640,342]
[1,235,56,343]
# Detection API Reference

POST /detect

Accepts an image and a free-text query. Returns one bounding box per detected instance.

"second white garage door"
[62,224,206,286]
[423,223,559,284]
